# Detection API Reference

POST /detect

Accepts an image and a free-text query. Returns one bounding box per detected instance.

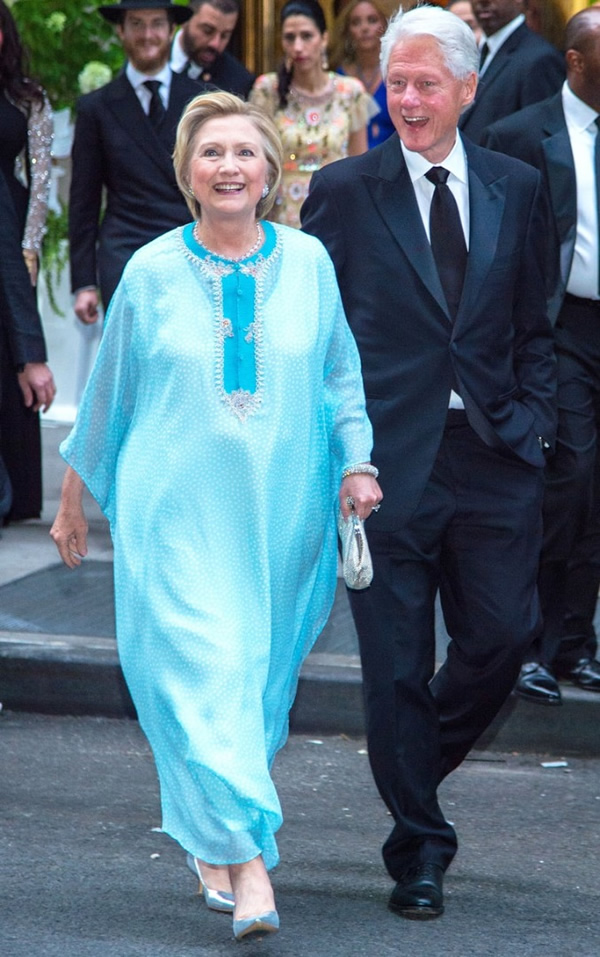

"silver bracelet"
[342,463,379,479]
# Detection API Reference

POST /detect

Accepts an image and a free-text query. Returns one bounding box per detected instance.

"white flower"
[46,11,67,33]
[78,61,112,95]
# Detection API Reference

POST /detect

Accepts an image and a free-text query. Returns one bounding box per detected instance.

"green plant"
[41,201,69,315]
[11,0,125,111]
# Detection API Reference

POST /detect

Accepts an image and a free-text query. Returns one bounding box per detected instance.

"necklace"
[194,222,262,262]
[356,63,381,92]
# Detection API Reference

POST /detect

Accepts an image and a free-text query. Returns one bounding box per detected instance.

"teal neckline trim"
[183,220,276,262]
[179,221,281,422]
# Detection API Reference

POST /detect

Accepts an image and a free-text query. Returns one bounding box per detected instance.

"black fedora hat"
[99,0,192,24]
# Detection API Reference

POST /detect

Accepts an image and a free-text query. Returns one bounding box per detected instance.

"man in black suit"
[459,0,564,144]
[170,0,254,97]
[69,0,207,324]
[483,6,600,703]
[0,168,55,518]
[302,4,556,920]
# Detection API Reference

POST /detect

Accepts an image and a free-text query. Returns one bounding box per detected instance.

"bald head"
[565,6,600,112]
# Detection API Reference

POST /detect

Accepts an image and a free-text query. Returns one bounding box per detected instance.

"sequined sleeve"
[23,93,54,254]
[248,74,279,118]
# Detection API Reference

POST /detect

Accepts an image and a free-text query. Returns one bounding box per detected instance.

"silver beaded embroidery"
[178,227,283,422]
[10,93,54,253]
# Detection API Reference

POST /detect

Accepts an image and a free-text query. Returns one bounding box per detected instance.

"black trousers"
[556,390,600,668]
[533,295,600,665]
[349,415,544,880]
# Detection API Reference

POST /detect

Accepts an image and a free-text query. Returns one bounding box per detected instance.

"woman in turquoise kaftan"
[51,91,380,939]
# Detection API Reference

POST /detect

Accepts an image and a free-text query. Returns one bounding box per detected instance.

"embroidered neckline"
[177,223,282,422]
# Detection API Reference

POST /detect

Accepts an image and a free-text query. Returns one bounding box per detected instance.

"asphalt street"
[1,712,599,957]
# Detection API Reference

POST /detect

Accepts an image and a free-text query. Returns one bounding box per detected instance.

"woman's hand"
[50,467,89,568]
[22,249,38,286]
[339,474,382,520]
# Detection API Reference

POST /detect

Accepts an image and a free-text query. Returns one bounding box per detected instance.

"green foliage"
[11,0,125,110]
[41,202,69,315]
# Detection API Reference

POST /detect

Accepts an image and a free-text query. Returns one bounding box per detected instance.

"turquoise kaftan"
[60,222,372,870]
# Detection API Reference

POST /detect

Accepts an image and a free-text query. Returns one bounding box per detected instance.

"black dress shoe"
[514,662,562,706]
[557,658,600,692]
[388,863,444,920]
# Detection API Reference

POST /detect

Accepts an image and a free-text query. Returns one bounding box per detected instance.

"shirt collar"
[170,31,188,73]
[127,60,172,90]
[562,80,599,134]
[482,13,525,54]
[401,134,468,185]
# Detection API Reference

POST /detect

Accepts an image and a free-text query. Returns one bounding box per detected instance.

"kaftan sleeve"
[60,276,137,525]
[23,93,53,254]
[316,244,373,473]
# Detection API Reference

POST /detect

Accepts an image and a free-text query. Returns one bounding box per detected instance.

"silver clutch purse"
[337,508,373,590]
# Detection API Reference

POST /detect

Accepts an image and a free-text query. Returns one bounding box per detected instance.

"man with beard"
[69,0,208,323]
[170,0,254,98]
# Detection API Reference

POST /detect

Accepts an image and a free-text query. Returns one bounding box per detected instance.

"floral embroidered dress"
[60,221,372,870]
[250,72,374,227]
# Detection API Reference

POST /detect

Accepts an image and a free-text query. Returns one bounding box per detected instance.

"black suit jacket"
[69,70,204,307]
[189,49,255,98]
[302,134,557,529]
[483,92,575,324]
[460,22,564,145]
[0,168,46,377]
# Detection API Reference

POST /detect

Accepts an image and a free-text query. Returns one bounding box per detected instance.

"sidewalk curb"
[1,632,598,755]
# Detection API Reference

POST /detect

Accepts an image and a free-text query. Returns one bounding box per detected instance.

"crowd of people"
[1,0,599,942]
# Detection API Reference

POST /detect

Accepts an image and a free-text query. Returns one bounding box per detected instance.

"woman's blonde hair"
[173,91,283,220]
[330,0,390,70]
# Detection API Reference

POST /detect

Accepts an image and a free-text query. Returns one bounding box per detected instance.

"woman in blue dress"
[50,92,381,942]
[330,0,395,149]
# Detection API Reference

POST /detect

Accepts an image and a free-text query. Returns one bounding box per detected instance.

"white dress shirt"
[479,13,525,77]
[402,135,470,407]
[562,81,600,300]
[126,61,172,114]
[170,31,204,80]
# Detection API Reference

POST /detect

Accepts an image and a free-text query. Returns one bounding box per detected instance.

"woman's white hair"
[380,3,479,80]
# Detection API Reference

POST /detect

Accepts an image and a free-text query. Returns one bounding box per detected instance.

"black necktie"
[595,116,600,295]
[425,166,467,320]
[479,42,489,70]
[143,80,165,129]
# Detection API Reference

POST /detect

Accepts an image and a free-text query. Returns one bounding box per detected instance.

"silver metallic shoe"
[233,910,280,941]
[186,853,235,913]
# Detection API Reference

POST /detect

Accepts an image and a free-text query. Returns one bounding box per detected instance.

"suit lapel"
[104,73,177,180]
[364,136,449,317]
[461,24,523,127]
[457,142,506,322]
[540,99,577,251]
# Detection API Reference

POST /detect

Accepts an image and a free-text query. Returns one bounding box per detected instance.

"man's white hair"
[380,4,479,80]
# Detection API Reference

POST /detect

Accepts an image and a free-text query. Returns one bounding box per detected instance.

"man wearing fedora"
[69,0,209,324]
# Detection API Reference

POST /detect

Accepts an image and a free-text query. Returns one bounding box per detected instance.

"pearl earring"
[261,184,269,199]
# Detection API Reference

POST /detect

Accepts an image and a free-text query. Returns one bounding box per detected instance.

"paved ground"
[1,712,599,957]
[0,421,599,753]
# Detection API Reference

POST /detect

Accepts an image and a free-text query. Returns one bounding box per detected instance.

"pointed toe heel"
[186,853,235,913]
[233,910,280,941]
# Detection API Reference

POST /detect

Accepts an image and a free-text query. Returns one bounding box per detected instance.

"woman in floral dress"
[250,0,374,228]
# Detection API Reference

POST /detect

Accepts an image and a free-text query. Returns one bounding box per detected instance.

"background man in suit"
[483,7,600,703]
[69,0,206,324]
[170,0,254,97]
[0,168,55,519]
[459,0,564,143]
[302,4,556,921]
